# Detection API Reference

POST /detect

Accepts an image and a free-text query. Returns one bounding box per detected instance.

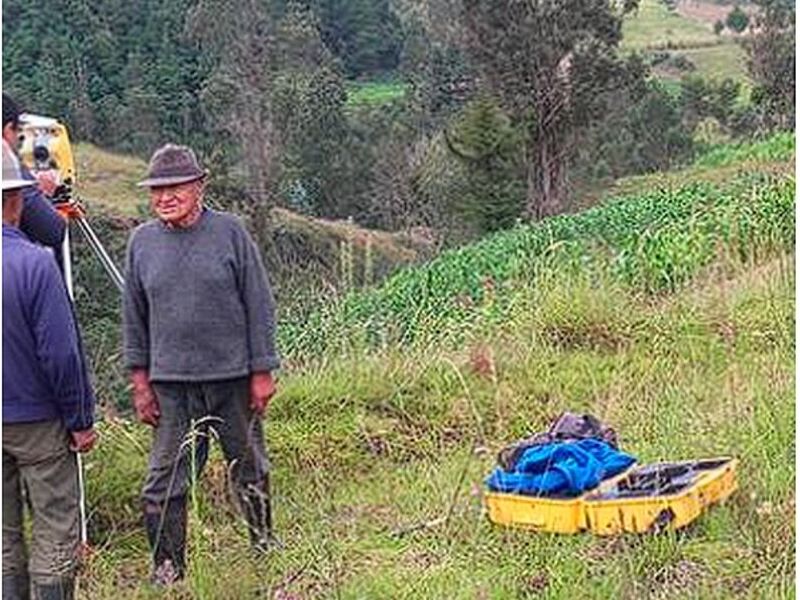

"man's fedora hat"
[138,144,208,188]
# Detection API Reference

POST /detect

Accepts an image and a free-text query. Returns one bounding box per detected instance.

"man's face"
[149,180,202,224]
[2,122,19,150]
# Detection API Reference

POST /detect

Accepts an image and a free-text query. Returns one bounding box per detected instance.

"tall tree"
[312,0,404,77]
[460,0,638,220]
[744,0,795,131]
[443,95,523,234]
[187,0,278,215]
[271,3,350,216]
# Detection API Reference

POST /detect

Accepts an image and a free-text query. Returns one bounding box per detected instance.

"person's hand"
[35,170,60,197]
[250,371,277,417]
[70,427,98,453]
[133,384,160,426]
[131,369,159,426]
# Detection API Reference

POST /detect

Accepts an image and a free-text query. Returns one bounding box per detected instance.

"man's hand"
[35,170,60,197]
[131,369,160,427]
[250,371,277,417]
[70,427,98,453]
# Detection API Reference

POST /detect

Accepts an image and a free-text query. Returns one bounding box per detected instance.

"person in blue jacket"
[2,137,97,599]
[2,93,66,262]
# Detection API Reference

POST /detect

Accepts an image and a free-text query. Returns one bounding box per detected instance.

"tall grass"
[82,248,795,598]
[73,133,795,598]
[694,132,796,169]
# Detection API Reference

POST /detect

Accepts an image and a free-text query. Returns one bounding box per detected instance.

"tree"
[725,6,750,33]
[187,0,279,221]
[574,78,694,180]
[442,96,524,234]
[744,0,795,131]
[271,4,351,217]
[713,20,725,35]
[311,0,404,78]
[680,76,742,131]
[460,0,639,220]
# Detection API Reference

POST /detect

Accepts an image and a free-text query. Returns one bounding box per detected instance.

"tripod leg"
[62,226,75,299]
[73,216,125,292]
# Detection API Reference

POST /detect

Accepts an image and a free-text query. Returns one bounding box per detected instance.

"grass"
[578,132,795,208]
[70,130,794,599]
[622,0,721,51]
[73,142,149,217]
[346,81,408,107]
[81,246,795,598]
[674,42,749,83]
[694,132,796,169]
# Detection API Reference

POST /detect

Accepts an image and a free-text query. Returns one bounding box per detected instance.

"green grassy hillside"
[622,0,721,50]
[622,0,752,85]
[77,133,795,599]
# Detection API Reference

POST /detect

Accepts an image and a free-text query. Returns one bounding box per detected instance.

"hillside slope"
[77,134,795,599]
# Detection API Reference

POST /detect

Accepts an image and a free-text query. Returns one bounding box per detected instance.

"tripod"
[56,198,125,296]
[55,195,125,565]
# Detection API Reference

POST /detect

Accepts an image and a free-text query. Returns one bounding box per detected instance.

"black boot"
[143,497,187,585]
[3,574,30,600]
[31,578,73,600]
[239,475,281,553]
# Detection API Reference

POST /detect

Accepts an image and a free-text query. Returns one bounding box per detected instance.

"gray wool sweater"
[122,209,280,382]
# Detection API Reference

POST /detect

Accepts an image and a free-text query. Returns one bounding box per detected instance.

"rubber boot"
[239,475,281,553]
[2,574,31,600]
[143,497,187,586]
[31,578,73,600]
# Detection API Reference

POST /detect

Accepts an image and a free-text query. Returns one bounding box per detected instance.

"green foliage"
[82,234,795,599]
[622,0,721,50]
[726,5,750,33]
[744,0,795,131]
[575,78,695,179]
[3,0,205,153]
[442,96,524,235]
[279,166,795,360]
[309,0,404,78]
[346,81,407,106]
[714,19,726,35]
[271,6,351,216]
[462,0,641,217]
[680,75,742,131]
[693,131,795,167]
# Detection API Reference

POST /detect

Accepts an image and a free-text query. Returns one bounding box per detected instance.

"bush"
[726,6,750,33]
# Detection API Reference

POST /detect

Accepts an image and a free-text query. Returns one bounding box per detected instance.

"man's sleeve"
[122,233,150,369]
[20,184,67,250]
[29,255,94,432]
[235,225,281,373]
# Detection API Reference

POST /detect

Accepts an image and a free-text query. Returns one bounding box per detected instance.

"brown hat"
[138,144,207,188]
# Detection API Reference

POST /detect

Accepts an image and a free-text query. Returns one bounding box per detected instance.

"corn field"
[280,173,795,360]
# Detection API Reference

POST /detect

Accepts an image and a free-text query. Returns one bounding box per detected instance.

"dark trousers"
[3,420,80,585]
[142,377,269,508]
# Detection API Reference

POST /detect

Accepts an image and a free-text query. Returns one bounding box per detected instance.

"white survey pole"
[62,226,87,548]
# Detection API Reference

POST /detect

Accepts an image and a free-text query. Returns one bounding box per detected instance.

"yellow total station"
[17,113,76,187]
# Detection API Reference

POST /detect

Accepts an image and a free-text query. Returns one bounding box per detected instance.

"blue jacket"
[19,164,66,267]
[2,225,94,431]
[485,439,636,497]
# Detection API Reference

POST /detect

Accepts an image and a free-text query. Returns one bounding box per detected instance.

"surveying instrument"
[17,112,126,559]
[18,113,124,293]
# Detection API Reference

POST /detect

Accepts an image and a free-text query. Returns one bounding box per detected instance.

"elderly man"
[3,137,96,600]
[123,144,280,585]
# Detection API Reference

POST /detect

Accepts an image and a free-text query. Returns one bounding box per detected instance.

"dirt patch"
[645,559,708,599]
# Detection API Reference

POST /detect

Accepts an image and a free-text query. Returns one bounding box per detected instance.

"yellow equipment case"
[485,457,737,535]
